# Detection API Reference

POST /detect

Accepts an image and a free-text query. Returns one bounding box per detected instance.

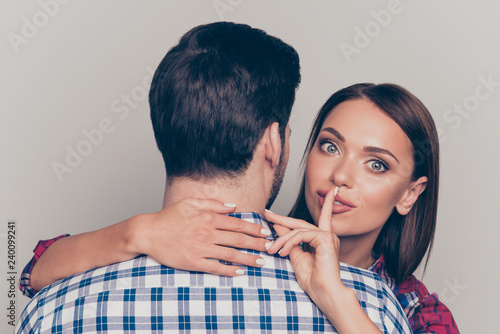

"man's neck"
[162,176,268,214]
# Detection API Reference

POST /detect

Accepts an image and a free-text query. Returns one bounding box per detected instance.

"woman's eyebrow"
[320,127,400,163]
[320,127,345,142]
[364,146,400,164]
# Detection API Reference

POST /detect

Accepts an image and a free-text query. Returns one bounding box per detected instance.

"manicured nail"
[235,269,244,275]
[261,228,272,236]
[224,203,237,208]
[265,209,273,213]
[278,249,283,256]
[256,258,266,266]
[334,186,339,197]
[265,242,273,250]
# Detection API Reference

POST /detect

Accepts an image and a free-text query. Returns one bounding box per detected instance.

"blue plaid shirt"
[15,212,411,333]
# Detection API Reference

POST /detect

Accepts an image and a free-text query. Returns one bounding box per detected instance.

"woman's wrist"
[312,282,353,319]
[317,285,382,334]
[122,214,150,258]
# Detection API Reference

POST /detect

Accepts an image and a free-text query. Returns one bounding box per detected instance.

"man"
[16,22,410,333]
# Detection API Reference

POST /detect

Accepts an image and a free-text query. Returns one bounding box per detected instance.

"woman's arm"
[265,187,383,334]
[29,198,271,292]
[30,215,139,292]
[19,235,69,297]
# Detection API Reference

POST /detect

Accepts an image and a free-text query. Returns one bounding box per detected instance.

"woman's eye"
[320,141,338,154]
[368,160,388,172]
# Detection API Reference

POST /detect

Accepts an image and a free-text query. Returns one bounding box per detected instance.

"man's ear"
[262,122,281,168]
[396,176,428,215]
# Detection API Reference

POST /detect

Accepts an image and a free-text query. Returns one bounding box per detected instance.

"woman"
[20,83,459,333]
[266,83,458,333]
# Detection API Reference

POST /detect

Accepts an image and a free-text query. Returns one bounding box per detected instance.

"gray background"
[2,1,499,332]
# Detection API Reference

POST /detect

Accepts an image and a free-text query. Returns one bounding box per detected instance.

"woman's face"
[305,99,424,241]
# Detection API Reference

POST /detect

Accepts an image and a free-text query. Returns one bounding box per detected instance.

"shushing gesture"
[265,186,342,300]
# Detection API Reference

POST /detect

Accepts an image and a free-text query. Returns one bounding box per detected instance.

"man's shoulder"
[33,252,303,301]
[33,253,398,311]
[339,262,398,305]
[17,255,412,333]
[340,262,412,333]
[17,255,337,333]
[340,262,390,290]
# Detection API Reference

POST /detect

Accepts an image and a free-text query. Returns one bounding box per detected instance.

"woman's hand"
[265,187,382,333]
[31,199,271,292]
[128,198,271,276]
[265,187,343,298]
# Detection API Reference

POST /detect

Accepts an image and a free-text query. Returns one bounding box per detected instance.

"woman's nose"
[329,157,355,188]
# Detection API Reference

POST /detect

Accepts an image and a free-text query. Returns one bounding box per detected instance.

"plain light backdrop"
[2,1,499,333]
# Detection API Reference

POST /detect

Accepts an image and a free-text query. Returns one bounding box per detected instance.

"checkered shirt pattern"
[16,212,411,333]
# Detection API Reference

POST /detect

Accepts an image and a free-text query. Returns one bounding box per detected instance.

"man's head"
[149,22,300,205]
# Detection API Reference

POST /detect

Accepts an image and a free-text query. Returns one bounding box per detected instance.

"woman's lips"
[317,190,356,214]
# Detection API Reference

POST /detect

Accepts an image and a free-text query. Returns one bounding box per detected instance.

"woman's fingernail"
[235,269,244,275]
[278,249,283,256]
[261,228,272,236]
[265,242,273,250]
[256,258,266,266]
[265,209,273,213]
[224,203,237,208]
[334,186,339,197]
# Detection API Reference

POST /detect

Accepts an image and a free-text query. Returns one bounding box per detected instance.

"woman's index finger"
[264,210,317,230]
[318,186,338,232]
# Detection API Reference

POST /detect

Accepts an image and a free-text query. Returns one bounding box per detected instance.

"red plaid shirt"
[370,256,460,333]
